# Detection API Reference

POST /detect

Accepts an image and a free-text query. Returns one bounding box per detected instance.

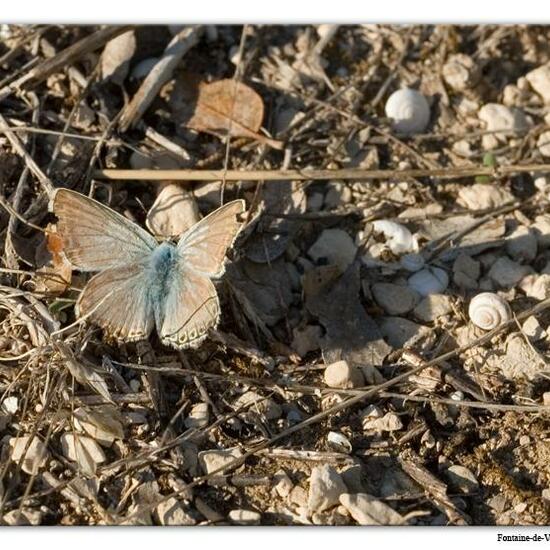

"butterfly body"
[52,189,245,349]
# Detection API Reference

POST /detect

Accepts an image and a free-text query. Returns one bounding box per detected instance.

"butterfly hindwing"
[76,262,155,342]
[53,188,158,272]
[177,199,245,277]
[158,264,220,349]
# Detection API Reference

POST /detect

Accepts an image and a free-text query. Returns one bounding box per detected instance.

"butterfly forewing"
[53,189,157,271]
[159,266,220,349]
[177,199,245,277]
[76,262,155,342]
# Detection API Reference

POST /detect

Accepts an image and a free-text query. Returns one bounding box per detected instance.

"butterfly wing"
[53,189,158,272]
[158,264,220,349]
[176,199,245,277]
[158,200,244,348]
[76,262,154,342]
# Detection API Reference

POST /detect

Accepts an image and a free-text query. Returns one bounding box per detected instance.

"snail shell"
[385,88,431,135]
[468,292,511,330]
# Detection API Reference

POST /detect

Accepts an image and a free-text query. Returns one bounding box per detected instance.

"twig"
[0,26,134,102]
[118,26,203,132]
[93,163,550,182]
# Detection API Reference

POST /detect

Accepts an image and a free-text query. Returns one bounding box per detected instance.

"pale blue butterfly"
[52,189,245,349]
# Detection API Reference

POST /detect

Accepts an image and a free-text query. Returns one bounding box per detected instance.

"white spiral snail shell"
[385,88,431,135]
[468,292,511,330]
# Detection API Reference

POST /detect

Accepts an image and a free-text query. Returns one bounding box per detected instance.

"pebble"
[362,412,403,432]
[453,253,480,289]
[324,181,352,208]
[9,436,50,475]
[408,267,449,296]
[445,465,479,494]
[413,294,453,322]
[488,257,533,288]
[371,282,420,315]
[360,364,385,384]
[324,360,365,389]
[371,220,418,255]
[457,183,515,210]
[340,464,366,493]
[379,316,430,348]
[327,431,352,454]
[478,103,530,148]
[542,489,550,502]
[442,53,479,91]
[519,273,550,300]
[308,464,348,513]
[273,469,294,498]
[291,324,323,357]
[522,315,546,342]
[543,392,550,406]
[519,435,531,446]
[338,493,405,525]
[3,508,42,526]
[155,498,196,526]
[233,390,282,420]
[532,214,550,248]
[1,396,18,414]
[526,63,550,103]
[184,402,210,429]
[289,485,308,508]
[537,130,550,157]
[505,226,538,263]
[499,333,544,380]
[228,509,262,525]
[308,228,357,271]
[307,192,324,211]
[198,447,243,475]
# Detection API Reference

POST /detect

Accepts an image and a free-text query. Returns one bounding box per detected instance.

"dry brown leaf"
[174,78,283,149]
[35,226,72,295]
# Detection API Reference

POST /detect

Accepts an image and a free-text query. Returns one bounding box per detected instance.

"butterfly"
[52,189,245,349]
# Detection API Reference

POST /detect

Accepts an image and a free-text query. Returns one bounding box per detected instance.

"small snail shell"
[385,88,431,135]
[468,292,511,330]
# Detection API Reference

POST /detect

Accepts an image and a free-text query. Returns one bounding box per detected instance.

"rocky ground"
[1,24,550,526]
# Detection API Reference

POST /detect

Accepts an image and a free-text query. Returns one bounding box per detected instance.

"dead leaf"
[146,182,200,238]
[172,77,283,149]
[101,30,136,85]
[35,226,72,295]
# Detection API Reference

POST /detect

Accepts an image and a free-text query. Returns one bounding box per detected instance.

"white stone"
[488,257,533,288]
[408,267,449,296]
[273,469,294,498]
[371,283,419,315]
[457,183,515,210]
[505,226,537,263]
[308,464,347,513]
[1,396,18,414]
[532,215,550,248]
[442,54,479,91]
[413,294,453,322]
[291,325,322,357]
[3,508,42,525]
[538,131,550,157]
[522,316,546,342]
[339,493,405,525]
[308,229,357,271]
[453,253,480,290]
[526,63,550,103]
[478,103,531,142]
[324,360,364,389]
[155,497,195,525]
[198,447,243,475]
[445,465,479,494]
[233,391,282,420]
[519,273,550,300]
[9,436,49,475]
[362,412,403,432]
[184,402,210,429]
[228,509,261,525]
